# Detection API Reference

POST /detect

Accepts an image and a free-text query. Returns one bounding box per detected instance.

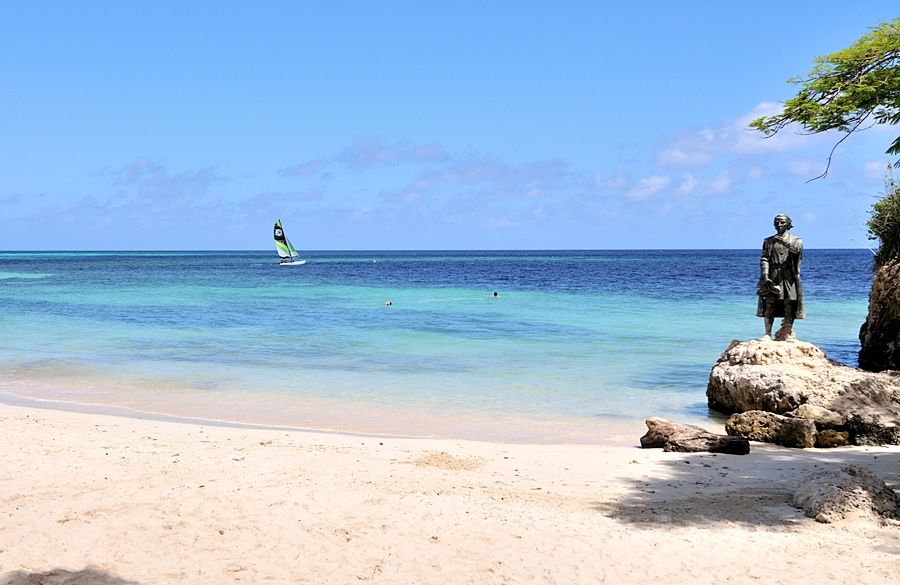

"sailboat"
[273,219,306,265]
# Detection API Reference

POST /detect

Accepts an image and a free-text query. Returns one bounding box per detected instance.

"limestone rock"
[792,465,899,523]
[725,411,816,448]
[788,404,846,428]
[640,417,749,455]
[847,415,900,446]
[815,429,849,448]
[859,259,900,372]
[707,338,900,445]
[725,411,784,443]
[777,418,817,448]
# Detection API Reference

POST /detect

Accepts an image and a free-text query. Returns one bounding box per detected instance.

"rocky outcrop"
[640,417,750,454]
[859,259,900,372]
[707,338,900,446]
[725,411,818,448]
[792,465,899,523]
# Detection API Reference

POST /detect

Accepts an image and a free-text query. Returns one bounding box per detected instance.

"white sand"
[1,402,898,584]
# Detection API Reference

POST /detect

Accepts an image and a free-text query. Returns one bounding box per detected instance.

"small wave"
[0,272,52,280]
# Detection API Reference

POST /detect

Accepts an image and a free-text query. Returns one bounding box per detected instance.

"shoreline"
[2,401,898,584]
[0,369,719,444]
[0,388,663,446]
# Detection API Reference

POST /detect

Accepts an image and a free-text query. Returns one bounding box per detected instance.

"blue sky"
[1,1,898,250]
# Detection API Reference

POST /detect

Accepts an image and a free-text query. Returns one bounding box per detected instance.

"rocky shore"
[707,338,900,447]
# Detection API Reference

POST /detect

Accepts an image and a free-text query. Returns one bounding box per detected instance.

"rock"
[859,258,900,372]
[792,465,899,523]
[725,411,785,443]
[707,338,900,445]
[846,415,900,446]
[777,418,816,448]
[725,411,816,448]
[815,429,850,448]
[788,404,846,428]
[641,417,749,455]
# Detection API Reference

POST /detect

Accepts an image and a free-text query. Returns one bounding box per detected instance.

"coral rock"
[792,465,899,523]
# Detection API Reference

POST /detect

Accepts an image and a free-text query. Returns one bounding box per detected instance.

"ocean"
[0,250,873,442]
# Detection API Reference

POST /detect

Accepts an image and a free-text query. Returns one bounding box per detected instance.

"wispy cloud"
[278,159,328,178]
[655,102,830,169]
[591,172,627,190]
[627,175,671,199]
[336,136,448,169]
[377,155,574,211]
[109,156,228,207]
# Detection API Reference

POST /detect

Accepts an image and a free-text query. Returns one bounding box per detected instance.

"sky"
[1,1,898,250]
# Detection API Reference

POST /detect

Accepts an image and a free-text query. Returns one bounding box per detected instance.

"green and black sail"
[273,219,299,260]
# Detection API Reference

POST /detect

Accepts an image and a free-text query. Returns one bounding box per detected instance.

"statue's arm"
[759,241,770,282]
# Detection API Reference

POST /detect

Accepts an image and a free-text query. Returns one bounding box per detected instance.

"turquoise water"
[0,250,872,442]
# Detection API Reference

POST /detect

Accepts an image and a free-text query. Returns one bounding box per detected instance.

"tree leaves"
[750,18,900,172]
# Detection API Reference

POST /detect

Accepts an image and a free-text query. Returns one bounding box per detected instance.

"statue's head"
[773,214,793,230]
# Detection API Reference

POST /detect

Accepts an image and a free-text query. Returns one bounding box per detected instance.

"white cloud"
[676,173,699,195]
[655,102,831,170]
[707,170,732,194]
[674,171,730,196]
[657,144,713,167]
[627,175,671,199]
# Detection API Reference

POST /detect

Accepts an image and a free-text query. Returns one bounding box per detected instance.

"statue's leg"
[763,301,775,338]
[775,303,796,341]
[783,302,795,334]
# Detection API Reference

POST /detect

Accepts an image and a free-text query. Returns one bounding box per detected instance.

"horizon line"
[0,247,867,253]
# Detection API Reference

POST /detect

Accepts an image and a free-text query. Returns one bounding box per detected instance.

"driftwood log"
[641,417,750,455]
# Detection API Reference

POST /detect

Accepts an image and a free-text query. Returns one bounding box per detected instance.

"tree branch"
[805,114,871,182]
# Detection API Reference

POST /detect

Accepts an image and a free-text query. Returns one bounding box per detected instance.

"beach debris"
[640,417,750,455]
[707,338,900,446]
[792,465,899,524]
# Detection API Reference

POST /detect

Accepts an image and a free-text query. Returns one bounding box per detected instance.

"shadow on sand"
[0,569,139,585]
[593,444,900,529]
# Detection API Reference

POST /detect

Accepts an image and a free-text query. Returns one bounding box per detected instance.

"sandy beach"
[1,401,898,585]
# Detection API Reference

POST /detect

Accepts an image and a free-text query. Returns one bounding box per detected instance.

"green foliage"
[750,18,900,167]
[869,167,900,267]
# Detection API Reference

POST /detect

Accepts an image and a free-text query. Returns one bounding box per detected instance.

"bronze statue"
[757,214,804,340]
